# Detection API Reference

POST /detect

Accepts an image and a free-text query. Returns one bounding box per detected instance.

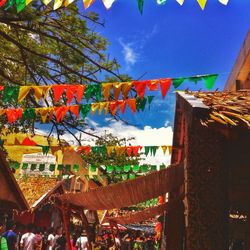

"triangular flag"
[41,145,50,155]
[53,0,63,9]
[203,74,218,90]
[83,0,95,9]
[144,146,150,156]
[161,145,167,154]
[133,146,142,156]
[16,0,26,13]
[42,86,51,100]
[6,109,23,123]
[42,0,52,4]
[107,146,115,156]
[159,78,172,98]
[150,146,158,156]
[176,0,184,5]
[126,99,136,113]
[4,0,15,10]
[22,108,36,121]
[64,0,75,6]
[14,138,21,145]
[113,82,123,100]
[55,106,69,122]
[136,97,147,111]
[102,83,112,101]
[91,103,100,116]
[66,85,78,104]
[80,104,91,119]
[69,105,79,117]
[157,0,166,4]
[115,146,126,156]
[76,85,86,103]
[126,146,133,157]
[218,0,229,5]
[197,0,207,10]
[21,137,37,146]
[83,146,91,156]
[109,101,118,116]
[133,80,148,99]
[99,102,109,115]
[118,100,126,114]
[32,86,44,103]
[122,82,132,99]
[37,108,53,123]
[52,85,65,102]
[3,86,19,103]
[102,0,115,9]
[147,96,154,105]
[137,0,144,14]
[0,0,7,8]
[147,80,158,91]
[18,86,31,103]
[172,78,185,89]
[168,146,172,155]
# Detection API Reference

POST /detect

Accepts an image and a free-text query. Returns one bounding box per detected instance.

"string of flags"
[0,74,218,106]
[10,162,167,176]
[0,96,154,123]
[2,137,173,156]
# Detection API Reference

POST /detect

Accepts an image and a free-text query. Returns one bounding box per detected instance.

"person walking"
[20,224,36,250]
[76,231,88,250]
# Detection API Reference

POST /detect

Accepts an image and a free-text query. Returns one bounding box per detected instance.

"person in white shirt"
[76,231,88,250]
[20,224,36,250]
[46,228,56,250]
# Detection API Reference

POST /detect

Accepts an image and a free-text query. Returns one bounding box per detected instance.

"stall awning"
[103,203,168,225]
[59,163,183,210]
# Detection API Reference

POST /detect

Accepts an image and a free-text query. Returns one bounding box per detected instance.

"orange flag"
[52,85,66,102]
[55,106,69,122]
[133,80,149,99]
[113,82,123,100]
[76,85,86,103]
[168,146,172,155]
[118,100,126,114]
[83,0,95,9]
[99,102,109,115]
[121,82,132,99]
[66,85,78,104]
[69,105,79,117]
[107,146,115,156]
[132,146,142,156]
[102,83,112,101]
[126,99,136,113]
[161,145,168,155]
[6,109,23,123]
[37,108,53,123]
[18,86,31,103]
[126,146,133,157]
[91,103,100,116]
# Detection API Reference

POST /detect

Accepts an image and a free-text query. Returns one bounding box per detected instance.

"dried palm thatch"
[188,90,250,128]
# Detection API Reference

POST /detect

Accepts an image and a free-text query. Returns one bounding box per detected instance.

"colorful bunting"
[202,74,218,90]
[137,0,144,14]
[197,0,207,10]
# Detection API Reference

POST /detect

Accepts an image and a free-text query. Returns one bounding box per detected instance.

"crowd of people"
[0,220,159,250]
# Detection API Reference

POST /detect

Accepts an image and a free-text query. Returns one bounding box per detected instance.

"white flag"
[176,0,184,5]
[102,0,115,9]
[218,0,229,5]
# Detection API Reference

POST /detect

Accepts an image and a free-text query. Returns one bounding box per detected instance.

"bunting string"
[0,74,218,106]
[2,0,229,13]
[0,96,154,123]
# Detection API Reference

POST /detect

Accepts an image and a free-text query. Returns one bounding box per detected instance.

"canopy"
[103,203,168,225]
[59,163,183,210]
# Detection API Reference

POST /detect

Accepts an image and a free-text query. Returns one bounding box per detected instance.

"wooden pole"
[61,203,72,250]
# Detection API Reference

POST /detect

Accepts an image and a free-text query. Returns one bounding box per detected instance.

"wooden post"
[61,203,72,250]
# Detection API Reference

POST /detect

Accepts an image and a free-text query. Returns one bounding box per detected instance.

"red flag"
[109,101,118,116]
[6,109,23,123]
[133,80,149,99]
[52,85,66,102]
[126,146,133,157]
[159,78,172,98]
[0,86,4,91]
[76,85,86,103]
[133,146,142,156]
[66,85,78,104]
[147,80,159,91]
[83,146,91,155]
[0,0,7,7]
[21,137,37,146]
[77,146,84,154]
[126,99,136,113]
[55,106,69,122]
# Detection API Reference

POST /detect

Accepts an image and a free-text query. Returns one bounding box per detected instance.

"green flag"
[123,165,131,173]
[172,78,185,88]
[16,0,26,12]
[57,164,64,171]
[80,104,91,119]
[39,164,45,171]
[203,74,218,90]
[4,0,15,10]
[107,165,114,174]
[137,0,144,14]
[49,164,55,171]
[3,86,20,103]
[115,165,122,173]
[22,108,36,121]
[144,146,150,156]
[65,164,71,172]
[90,165,97,172]
[22,163,28,170]
[132,165,140,173]
[31,164,36,171]
[141,165,148,173]
[136,97,147,111]
[129,173,136,180]
[147,96,154,105]
[40,145,50,155]
[73,164,79,172]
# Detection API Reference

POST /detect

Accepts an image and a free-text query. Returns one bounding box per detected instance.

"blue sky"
[78,0,250,131]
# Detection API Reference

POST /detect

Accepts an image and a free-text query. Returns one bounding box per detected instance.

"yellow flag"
[37,108,53,123]
[53,0,63,9]
[168,146,173,155]
[83,0,95,9]
[197,0,207,9]
[176,0,184,5]
[113,82,123,100]
[43,86,51,100]
[107,146,115,156]
[91,103,99,116]
[64,0,75,6]
[99,102,109,115]
[26,0,32,6]
[102,83,112,101]
[18,86,31,103]
[115,146,126,156]
[102,0,115,9]
[32,86,43,103]
[161,146,167,155]
[121,82,132,99]
[42,0,52,5]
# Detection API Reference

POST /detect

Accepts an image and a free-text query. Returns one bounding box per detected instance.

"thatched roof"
[185,90,250,128]
[16,176,64,210]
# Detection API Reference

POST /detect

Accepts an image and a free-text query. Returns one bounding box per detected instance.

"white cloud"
[119,39,138,67]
